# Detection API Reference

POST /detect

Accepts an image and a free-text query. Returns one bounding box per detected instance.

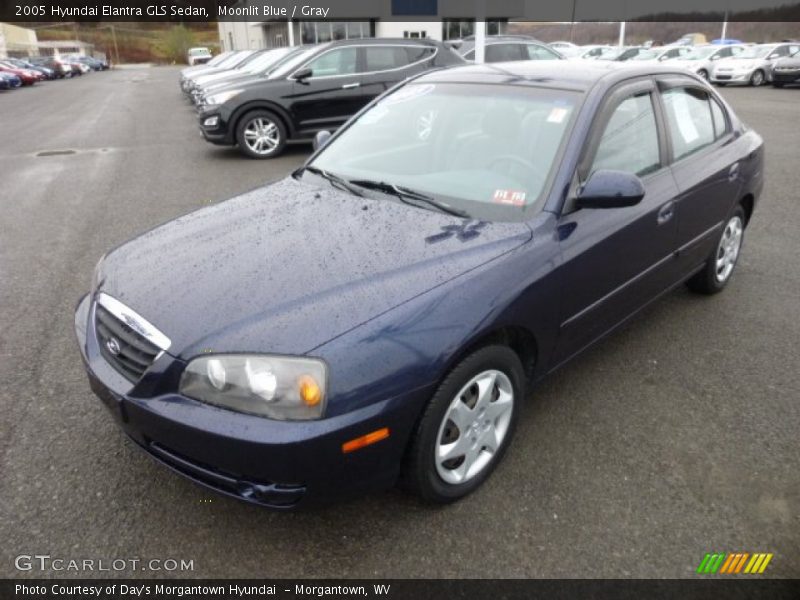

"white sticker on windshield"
[547,107,570,124]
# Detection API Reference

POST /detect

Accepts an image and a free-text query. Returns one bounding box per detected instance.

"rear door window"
[365,46,409,71]
[661,87,716,160]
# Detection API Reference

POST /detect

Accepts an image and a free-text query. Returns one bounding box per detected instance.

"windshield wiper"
[304,166,364,198]
[348,179,469,218]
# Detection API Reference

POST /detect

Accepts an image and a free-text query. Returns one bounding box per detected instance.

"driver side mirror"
[293,67,312,82]
[313,130,332,151]
[576,170,645,209]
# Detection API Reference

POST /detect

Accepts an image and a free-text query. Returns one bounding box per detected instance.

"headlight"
[204,89,243,106]
[180,354,327,420]
[91,254,106,292]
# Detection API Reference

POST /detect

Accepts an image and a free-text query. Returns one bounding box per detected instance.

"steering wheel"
[488,154,546,184]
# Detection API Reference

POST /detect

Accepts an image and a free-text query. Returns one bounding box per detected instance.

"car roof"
[413,60,699,93]
[324,37,444,48]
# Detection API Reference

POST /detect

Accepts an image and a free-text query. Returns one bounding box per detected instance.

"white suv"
[187,47,212,66]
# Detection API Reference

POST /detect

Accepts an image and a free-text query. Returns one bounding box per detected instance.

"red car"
[0,61,41,85]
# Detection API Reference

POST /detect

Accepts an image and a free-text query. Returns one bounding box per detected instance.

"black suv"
[198,38,465,159]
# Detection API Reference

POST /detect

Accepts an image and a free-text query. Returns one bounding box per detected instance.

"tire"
[750,70,764,86]
[687,205,746,295]
[235,110,287,159]
[402,345,524,503]
[697,69,709,80]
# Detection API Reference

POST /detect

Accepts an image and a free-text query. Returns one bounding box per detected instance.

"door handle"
[341,82,360,89]
[728,162,740,182]
[657,201,675,225]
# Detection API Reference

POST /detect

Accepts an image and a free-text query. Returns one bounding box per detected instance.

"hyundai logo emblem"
[106,337,121,356]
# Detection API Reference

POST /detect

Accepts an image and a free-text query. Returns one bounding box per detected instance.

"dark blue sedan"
[75,61,763,508]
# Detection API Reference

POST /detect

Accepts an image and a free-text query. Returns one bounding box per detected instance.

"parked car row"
[0,54,108,91]
[548,39,800,87]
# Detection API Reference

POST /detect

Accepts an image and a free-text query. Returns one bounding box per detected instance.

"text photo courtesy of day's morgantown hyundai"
[1,0,798,598]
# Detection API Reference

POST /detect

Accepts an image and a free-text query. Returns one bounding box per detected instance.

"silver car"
[710,43,800,86]
[662,44,746,80]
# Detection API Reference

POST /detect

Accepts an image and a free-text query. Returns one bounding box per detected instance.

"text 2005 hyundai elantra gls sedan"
[75,62,763,508]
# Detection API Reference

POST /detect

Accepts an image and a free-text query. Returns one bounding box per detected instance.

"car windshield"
[305,83,579,222]
[217,51,254,69]
[735,46,772,59]
[631,49,660,60]
[682,47,717,60]
[595,47,628,60]
[189,49,209,56]
[239,47,294,74]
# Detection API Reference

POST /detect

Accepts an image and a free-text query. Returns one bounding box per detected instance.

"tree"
[163,25,196,63]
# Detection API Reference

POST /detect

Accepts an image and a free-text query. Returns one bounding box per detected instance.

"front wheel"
[687,206,746,295]
[236,110,287,159]
[697,69,709,80]
[402,345,524,503]
[750,69,765,86]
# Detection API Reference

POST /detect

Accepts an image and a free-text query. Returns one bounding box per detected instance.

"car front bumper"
[772,70,800,84]
[197,107,234,145]
[75,293,432,508]
[710,71,754,84]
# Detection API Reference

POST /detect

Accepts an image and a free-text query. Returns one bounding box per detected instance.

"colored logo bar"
[697,553,773,574]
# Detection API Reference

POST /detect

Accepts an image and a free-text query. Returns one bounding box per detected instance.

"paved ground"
[0,67,797,579]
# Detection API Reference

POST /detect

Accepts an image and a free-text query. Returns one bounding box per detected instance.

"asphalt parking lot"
[1,66,798,579]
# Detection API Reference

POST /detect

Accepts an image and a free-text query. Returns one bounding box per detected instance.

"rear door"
[289,46,363,135]
[656,78,743,273]
[552,78,681,365]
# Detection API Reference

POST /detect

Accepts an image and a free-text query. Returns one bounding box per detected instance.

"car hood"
[194,68,247,87]
[200,72,262,94]
[97,177,532,358]
[776,57,800,67]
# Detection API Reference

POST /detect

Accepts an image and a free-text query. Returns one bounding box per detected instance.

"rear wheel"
[687,205,746,295]
[402,345,524,503]
[235,110,287,159]
[750,69,765,86]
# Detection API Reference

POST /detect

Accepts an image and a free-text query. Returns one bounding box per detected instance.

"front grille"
[95,304,160,382]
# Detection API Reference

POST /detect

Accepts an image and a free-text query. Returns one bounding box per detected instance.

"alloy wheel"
[243,117,280,155]
[715,215,743,283]
[435,369,514,485]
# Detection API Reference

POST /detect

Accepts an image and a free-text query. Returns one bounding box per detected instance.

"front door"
[290,47,363,136]
[552,80,680,366]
